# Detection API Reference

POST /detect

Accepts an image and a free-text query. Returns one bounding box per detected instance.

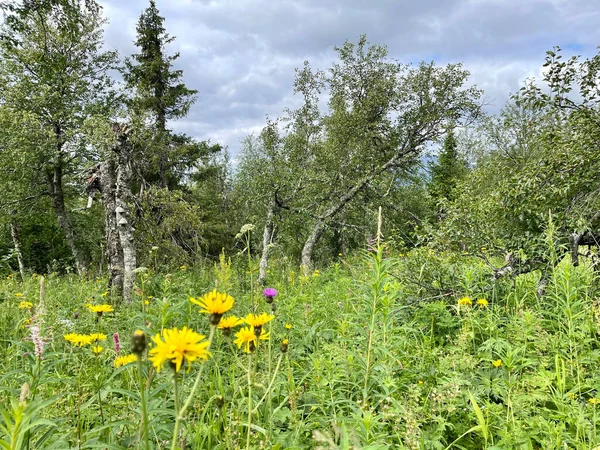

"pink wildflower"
[113,332,120,353]
[30,325,44,359]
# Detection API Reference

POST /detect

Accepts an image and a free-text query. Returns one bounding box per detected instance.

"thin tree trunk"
[257,199,276,285]
[301,219,326,275]
[114,125,136,303]
[10,219,26,281]
[99,159,124,297]
[48,164,86,275]
[299,152,404,274]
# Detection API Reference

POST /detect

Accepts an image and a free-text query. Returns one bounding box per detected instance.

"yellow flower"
[217,315,243,335]
[92,345,103,354]
[89,333,107,342]
[280,338,289,353]
[458,297,472,306]
[244,313,275,328]
[492,359,502,368]
[114,354,138,368]
[418,380,424,385]
[86,304,114,314]
[148,326,211,373]
[234,326,269,353]
[190,290,234,324]
[64,333,92,347]
[476,298,489,308]
[180,265,186,270]
[15,292,23,297]
[284,323,292,330]
[313,270,320,277]
[234,326,257,353]
[18,301,33,310]
[589,398,600,405]
[144,300,150,305]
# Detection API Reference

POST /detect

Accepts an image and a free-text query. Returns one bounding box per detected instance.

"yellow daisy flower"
[89,333,107,342]
[86,304,114,316]
[234,326,256,354]
[476,298,489,308]
[190,290,234,324]
[284,323,292,330]
[64,333,92,347]
[114,354,138,368]
[148,326,211,373]
[458,297,472,306]
[92,345,103,354]
[492,359,502,368]
[217,315,243,335]
[18,301,33,310]
[245,312,275,338]
[15,292,23,297]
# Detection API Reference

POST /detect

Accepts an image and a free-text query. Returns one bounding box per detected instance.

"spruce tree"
[429,127,468,203]
[124,0,214,189]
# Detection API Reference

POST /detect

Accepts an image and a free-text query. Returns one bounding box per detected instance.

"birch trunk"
[257,200,276,285]
[300,152,403,274]
[114,125,136,303]
[301,219,326,275]
[10,219,26,280]
[99,159,125,296]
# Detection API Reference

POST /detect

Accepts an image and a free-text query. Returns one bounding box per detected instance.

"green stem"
[137,357,150,450]
[170,326,216,450]
[363,246,382,401]
[252,354,283,414]
[246,353,253,450]
[247,233,254,312]
[173,371,180,447]
[94,354,105,425]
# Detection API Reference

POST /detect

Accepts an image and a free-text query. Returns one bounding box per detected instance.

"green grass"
[1,246,600,449]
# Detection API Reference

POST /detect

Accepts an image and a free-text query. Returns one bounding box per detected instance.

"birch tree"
[0,0,118,274]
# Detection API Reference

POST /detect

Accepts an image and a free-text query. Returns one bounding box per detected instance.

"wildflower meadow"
[1,0,600,448]
[1,232,600,449]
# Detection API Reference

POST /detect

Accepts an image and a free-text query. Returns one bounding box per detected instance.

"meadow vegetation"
[1,0,600,448]
[2,227,600,449]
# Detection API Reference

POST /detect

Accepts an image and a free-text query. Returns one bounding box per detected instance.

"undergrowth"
[0,243,599,449]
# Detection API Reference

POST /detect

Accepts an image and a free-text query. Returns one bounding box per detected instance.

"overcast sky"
[99,0,600,155]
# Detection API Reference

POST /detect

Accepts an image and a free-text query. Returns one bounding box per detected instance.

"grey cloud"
[99,0,600,154]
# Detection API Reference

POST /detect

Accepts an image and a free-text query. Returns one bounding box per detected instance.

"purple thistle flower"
[113,332,120,353]
[263,287,278,304]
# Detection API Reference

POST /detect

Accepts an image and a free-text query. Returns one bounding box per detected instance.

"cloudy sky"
[99,0,600,155]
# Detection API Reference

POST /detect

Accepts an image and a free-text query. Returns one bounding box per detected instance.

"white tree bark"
[257,199,276,285]
[10,219,26,281]
[114,124,136,303]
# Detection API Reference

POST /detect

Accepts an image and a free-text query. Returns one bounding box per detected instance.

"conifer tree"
[429,127,468,204]
[124,0,214,189]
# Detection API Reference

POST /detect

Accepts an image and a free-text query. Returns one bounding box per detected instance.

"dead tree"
[86,123,136,303]
[114,124,136,303]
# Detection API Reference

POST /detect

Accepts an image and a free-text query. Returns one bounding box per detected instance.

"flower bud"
[131,330,147,356]
[280,339,289,353]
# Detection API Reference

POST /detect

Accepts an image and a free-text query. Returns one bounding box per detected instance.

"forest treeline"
[1,0,599,298]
